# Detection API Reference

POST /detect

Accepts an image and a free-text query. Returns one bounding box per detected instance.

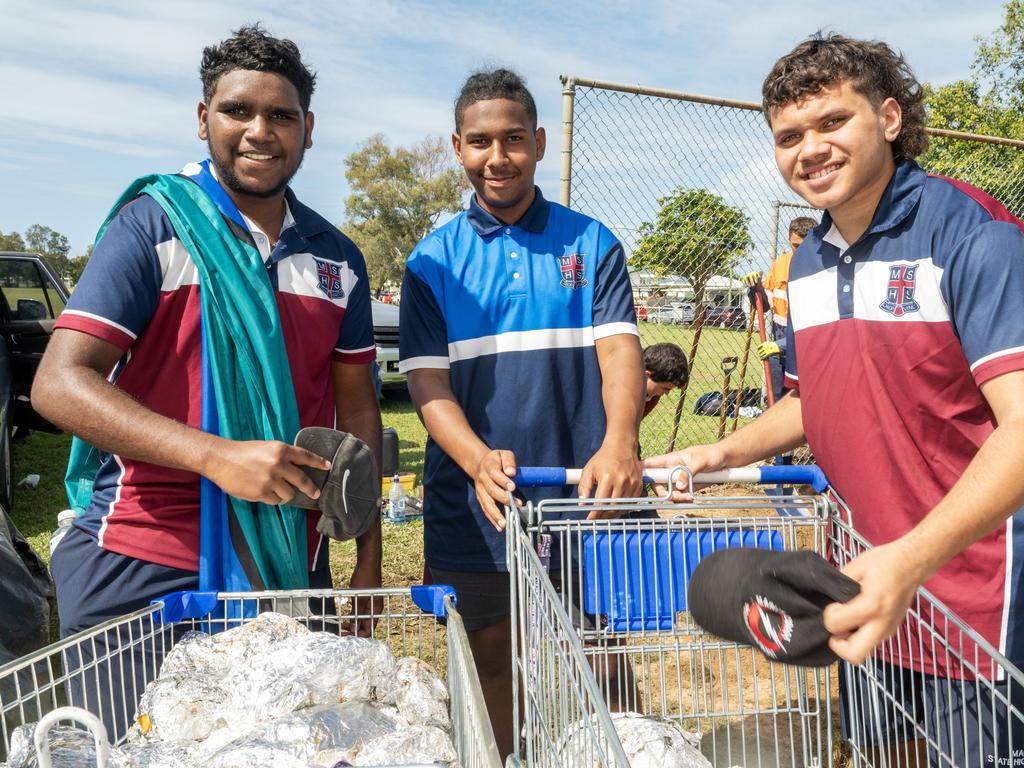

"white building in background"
[629,269,749,311]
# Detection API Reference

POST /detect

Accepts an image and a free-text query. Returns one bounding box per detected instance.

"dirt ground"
[597,483,853,767]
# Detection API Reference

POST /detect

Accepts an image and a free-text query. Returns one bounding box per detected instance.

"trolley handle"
[34,707,111,768]
[513,464,829,493]
[152,585,458,623]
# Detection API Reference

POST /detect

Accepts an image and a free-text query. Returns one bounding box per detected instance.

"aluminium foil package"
[557,711,711,768]
[5,612,458,768]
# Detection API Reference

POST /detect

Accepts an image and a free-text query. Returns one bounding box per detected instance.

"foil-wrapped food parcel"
[3,612,457,768]
[557,711,715,768]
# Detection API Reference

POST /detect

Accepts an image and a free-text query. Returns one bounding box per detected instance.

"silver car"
[648,301,695,325]
[371,300,405,393]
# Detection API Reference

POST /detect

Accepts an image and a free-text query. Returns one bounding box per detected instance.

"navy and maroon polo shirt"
[55,162,376,572]
[786,160,1024,675]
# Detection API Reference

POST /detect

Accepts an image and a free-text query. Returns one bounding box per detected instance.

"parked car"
[648,302,695,325]
[371,299,406,396]
[703,305,747,329]
[0,252,68,512]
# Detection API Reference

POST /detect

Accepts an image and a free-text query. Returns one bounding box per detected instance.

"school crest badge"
[879,263,920,317]
[558,253,588,289]
[315,257,346,300]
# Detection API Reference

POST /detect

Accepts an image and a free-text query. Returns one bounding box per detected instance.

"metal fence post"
[559,76,576,208]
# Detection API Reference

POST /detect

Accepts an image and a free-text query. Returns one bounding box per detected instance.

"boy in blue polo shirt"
[399,68,644,756]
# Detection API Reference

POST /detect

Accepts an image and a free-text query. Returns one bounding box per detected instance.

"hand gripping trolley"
[506,465,1024,768]
[0,586,503,768]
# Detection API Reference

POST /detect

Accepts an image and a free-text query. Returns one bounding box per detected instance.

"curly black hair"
[200,24,316,112]
[762,33,927,162]
[454,68,537,133]
[788,216,818,237]
[643,343,689,387]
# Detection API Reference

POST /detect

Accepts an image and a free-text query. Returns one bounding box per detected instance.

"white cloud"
[0,0,1007,255]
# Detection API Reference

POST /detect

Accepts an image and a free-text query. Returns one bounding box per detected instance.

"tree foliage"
[0,225,89,288]
[344,135,467,296]
[0,231,26,252]
[632,188,751,308]
[921,1,1024,216]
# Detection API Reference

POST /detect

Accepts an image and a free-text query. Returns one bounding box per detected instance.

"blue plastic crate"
[582,529,783,632]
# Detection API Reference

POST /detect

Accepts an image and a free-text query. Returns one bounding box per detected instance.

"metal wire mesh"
[561,76,1024,458]
[0,588,502,767]
[509,486,1024,767]
[510,492,835,768]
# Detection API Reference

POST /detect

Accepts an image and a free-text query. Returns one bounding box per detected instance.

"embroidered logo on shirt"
[558,253,588,289]
[879,264,920,317]
[314,257,346,300]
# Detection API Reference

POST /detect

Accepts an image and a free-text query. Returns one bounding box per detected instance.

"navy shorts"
[51,525,333,740]
[428,565,600,633]
[840,659,1024,768]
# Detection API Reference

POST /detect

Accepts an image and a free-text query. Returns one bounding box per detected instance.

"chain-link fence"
[560,75,1024,456]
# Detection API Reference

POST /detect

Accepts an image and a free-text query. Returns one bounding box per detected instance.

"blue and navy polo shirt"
[785,160,1024,676]
[399,189,638,572]
[55,161,376,572]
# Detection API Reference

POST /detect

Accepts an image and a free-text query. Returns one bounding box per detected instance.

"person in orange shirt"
[743,216,817,401]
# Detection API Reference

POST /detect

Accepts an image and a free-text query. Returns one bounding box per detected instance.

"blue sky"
[0,0,1006,255]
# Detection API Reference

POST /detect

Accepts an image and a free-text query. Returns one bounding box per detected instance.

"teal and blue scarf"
[65,160,308,591]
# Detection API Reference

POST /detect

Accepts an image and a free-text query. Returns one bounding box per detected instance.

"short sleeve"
[943,220,1024,386]
[592,240,639,340]
[399,252,449,372]
[55,196,164,350]
[783,318,798,391]
[333,240,376,364]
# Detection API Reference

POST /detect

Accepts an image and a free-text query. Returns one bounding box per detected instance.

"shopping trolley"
[0,586,502,768]
[509,466,1024,768]
[828,489,1024,768]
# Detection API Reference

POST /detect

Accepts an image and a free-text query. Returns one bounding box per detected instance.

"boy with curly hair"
[648,33,1024,765]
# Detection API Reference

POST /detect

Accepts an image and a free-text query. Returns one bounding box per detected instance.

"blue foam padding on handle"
[514,467,567,487]
[412,585,457,617]
[758,465,829,493]
[582,529,784,632]
[152,591,220,624]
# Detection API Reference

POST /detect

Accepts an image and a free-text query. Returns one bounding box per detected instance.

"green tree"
[65,244,92,288]
[344,135,467,296]
[631,188,751,314]
[0,231,26,251]
[921,1,1024,216]
[23,224,75,283]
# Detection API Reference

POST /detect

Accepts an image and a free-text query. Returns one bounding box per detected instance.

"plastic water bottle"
[49,509,77,555]
[388,474,407,524]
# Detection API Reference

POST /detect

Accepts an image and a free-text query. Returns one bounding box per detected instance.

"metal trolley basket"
[0,586,502,768]
[507,465,1024,768]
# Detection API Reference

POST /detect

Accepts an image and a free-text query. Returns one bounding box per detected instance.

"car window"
[0,260,58,320]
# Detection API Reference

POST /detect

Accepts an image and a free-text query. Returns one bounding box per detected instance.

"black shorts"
[429,565,598,633]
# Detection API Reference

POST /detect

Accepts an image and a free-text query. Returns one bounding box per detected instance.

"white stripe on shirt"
[60,309,138,340]
[399,355,451,373]
[448,327,596,364]
[593,321,640,341]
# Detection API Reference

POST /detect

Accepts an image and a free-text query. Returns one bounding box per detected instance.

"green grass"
[3,286,66,316]
[10,431,71,568]
[638,320,765,454]
[380,394,427,484]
